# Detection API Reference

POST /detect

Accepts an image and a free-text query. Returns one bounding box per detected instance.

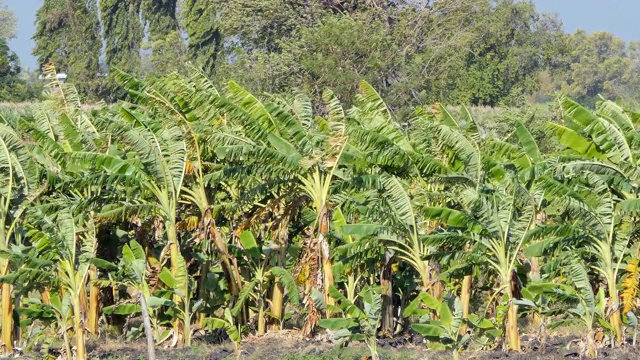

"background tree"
[0,38,22,101]
[32,0,102,99]
[180,0,220,76]
[555,31,637,105]
[0,0,16,39]
[99,0,143,99]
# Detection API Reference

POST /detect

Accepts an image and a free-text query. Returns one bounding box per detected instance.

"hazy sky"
[6,0,640,70]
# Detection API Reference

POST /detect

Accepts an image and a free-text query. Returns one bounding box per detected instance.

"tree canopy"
[23,0,640,107]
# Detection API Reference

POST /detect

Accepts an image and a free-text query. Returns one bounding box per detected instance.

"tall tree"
[181,0,221,75]
[0,38,21,100]
[32,0,102,98]
[0,0,16,39]
[99,0,143,74]
[557,31,634,105]
[142,0,178,39]
[141,0,185,76]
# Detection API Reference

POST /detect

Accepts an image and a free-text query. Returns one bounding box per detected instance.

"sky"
[5,0,640,70]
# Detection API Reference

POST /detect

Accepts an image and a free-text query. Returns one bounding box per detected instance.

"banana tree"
[114,71,244,327]
[0,119,46,354]
[524,257,607,358]
[422,170,537,351]
[211,83,353,335]
[318,285,382,360]
[543,97,640,344]
[98,240,157,360]
[412,104,484,324]
[526,167,633,346]
[67,105,189,344]
[230,231,299,336]
[25,208,97,360]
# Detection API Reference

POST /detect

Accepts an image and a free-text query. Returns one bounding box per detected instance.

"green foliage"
[0,1,15,39]
[5,66,640,358]
[33,0,102,98]
[181,0,221,75]
[318,285,383,360]
[27,0,640,107]
[99,0,143,99]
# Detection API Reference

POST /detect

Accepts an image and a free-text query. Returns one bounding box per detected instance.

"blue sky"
[6,0,640,70]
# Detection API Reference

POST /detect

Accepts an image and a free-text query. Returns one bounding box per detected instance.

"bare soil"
[28,330,640,360]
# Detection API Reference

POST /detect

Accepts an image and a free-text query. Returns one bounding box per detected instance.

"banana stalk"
[87,266,99,336]
[459,274,472,335]
[167,221,182,344]
[1,281,12,354]
[1,260,12,355]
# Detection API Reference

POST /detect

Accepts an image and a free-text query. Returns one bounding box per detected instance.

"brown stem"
[269,242,287,331]
[610,308,623,345]
[460,274,472,335]
[507,300,521,351]
[380,262,394,336]
[167,221,183,345]
[1,282,12,355]
[195,261,210,328]
[139,292,156,360]
[40,287,51,306]
[87,266,99,337]
[73,294,87,360]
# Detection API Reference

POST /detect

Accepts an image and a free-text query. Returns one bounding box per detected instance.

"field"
[32,330,637,360]
[2,71,640,360]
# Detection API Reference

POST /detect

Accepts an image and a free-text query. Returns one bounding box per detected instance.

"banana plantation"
[3,66,640,360]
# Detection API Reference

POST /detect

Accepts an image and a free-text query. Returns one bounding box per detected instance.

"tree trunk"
[460,274,472,335]
[380,262,394,336]
[139,292,156,360]
[610,307,623,345]
[429,265,443,320]
[257,298,266,336]
[167,221,183,345]
[87,265,99,337]
[195,260,210,328]
[63,327,72,360]
[210,223,244,324]
[608,283,623,345]
[322,257,335,314]
[318,208,335,313]
[73,295,87,360]
[40,286,51,305]
[319,234,335,314]
[507,299,520,351]
[1,281,12,355]
[269,239,287,331]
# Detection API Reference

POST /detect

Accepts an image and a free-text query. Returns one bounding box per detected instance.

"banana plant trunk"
[380,262,394,335]
[195,260,210,328]
[322,256,335,314]
[1,259,12,355]
[428,265,443,320]
[72,294,87,360]
[139,292,156,360]
[269,241,287,331]
[608,282,623,345]
[257,298,266,336]
[460,274,472,335]
[40,286,51,305]
[87,265,99,336]
[167,221,183,345]
[1,282,12,354]
[507,300,520,351]
[507,289,521,352]
[210,224,244,320]
[318,209,335,313]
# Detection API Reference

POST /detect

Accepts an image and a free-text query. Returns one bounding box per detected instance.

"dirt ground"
[30,330,640,360]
